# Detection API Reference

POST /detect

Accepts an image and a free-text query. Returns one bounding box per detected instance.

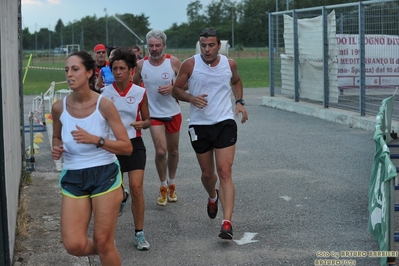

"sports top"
[187,54,234,125]
[60,95,116,170]
[102,82,146,139]
[95,61,109,79]
[141,54,180,118]
[100,66,115,86]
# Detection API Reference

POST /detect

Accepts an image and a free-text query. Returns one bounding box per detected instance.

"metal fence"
[269,0,399,120]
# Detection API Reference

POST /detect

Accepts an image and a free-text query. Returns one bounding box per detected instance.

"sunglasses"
[96,51,106,54]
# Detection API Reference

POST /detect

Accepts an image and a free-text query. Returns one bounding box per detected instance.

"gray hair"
[146,30,167,45]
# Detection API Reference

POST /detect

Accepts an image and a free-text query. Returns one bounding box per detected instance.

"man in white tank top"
[172,28,248,240]
[133,30,183,207]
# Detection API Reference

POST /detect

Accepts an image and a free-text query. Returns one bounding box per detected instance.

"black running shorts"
[188,119,237,154]
[116,137,146,173]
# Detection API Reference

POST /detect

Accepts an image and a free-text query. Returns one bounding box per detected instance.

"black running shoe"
[207,189,219,219]
[218,220,233,240]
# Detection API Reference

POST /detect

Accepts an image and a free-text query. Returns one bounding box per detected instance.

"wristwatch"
[235,99,245,106]
[97,137,105,148]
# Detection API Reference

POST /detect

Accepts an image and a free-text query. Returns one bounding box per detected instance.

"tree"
[186,0,206,24]
[205,0,236,46]
[54,19,64,33]
[21,27,34,50]
[240,0,271,47]
[20,0,398,51]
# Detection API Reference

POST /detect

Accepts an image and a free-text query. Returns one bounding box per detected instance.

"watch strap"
[235,99,245,105]
[97,137,105,148]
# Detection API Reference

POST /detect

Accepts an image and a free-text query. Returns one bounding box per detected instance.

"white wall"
[0,0,23,263]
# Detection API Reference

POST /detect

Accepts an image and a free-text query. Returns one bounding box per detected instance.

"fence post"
[28,111,35,171]
[269,13,275,97]
[293,10,299,102]
[322,6,329,108]
[358,1,366,116]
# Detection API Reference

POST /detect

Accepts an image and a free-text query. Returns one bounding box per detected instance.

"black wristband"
[235,99,245,105]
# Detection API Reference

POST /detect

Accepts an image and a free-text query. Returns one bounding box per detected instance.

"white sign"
[337,34,399,88]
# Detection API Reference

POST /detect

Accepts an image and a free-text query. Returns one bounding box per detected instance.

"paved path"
[17,88,390,265]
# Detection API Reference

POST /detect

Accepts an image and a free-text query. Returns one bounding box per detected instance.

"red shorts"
[150,113,182,133]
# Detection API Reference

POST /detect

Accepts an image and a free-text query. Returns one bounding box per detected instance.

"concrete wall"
[0,0,23,264]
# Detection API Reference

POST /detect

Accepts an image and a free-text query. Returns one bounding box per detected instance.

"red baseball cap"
[94,44,106,52]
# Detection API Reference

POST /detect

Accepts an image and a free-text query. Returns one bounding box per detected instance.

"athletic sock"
[168,178,175,185]
[160,181,168,187]
[209,195,218,202]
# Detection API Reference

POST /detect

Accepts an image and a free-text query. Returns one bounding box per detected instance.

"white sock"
[209,195,218,202]
[160,181,168,187]
[168,178,175,185]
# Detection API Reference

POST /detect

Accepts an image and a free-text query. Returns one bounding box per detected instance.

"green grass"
[22,56,270,95]
[23,58,66,95]
[235,58,269,88]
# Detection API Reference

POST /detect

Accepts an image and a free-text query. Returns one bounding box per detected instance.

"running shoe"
[167,184,178,202]
[157,186,168,206]
[218,220,233,240]
[119,189,130,217]
[207,189,219,219]
[134,231,150,251]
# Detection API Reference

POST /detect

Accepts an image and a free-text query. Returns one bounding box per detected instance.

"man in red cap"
[94,44,109,83]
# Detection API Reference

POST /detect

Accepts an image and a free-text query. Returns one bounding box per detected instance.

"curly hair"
[109,47,137,70]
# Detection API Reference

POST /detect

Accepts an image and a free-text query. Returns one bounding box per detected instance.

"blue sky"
[21,0,214,33]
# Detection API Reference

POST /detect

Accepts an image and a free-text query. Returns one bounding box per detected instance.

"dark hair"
[106,46,117,58]
[199,28,221,43]
[68,51,96,89]
[109,47,137,70]
[133,45,141,52]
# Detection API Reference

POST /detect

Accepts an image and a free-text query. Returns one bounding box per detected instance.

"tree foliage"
[22,0,398,51]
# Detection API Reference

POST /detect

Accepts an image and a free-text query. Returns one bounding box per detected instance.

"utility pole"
[81,25,84,50]
[49,24,51,51]
[231,8,235,48]
[104,8,108,45]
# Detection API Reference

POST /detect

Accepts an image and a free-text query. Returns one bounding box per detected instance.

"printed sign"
[337,34,399,88]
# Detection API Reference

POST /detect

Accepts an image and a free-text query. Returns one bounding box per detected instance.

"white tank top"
[187,54,234,125]
[141,54,181,117]
[102,82,146,139]
[60,95,116,170]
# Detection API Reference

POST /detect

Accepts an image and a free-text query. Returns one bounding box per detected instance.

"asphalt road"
[20,88,384,265]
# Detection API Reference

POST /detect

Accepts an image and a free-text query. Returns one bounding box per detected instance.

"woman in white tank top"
[51,51,131,265]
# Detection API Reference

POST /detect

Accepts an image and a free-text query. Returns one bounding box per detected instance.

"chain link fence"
[269,0,399,120]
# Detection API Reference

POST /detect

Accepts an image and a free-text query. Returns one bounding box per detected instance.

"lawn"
[22,56,66,95]
[22,55,270,95]
[235,58,269,88]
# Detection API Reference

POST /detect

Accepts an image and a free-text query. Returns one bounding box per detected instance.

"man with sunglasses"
[93,44,109,82]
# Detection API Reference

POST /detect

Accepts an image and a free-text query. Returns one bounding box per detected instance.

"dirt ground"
[12,171,89,266]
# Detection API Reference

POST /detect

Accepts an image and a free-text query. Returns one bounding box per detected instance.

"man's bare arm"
[132,60,143,85]
[172,58,194,102]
